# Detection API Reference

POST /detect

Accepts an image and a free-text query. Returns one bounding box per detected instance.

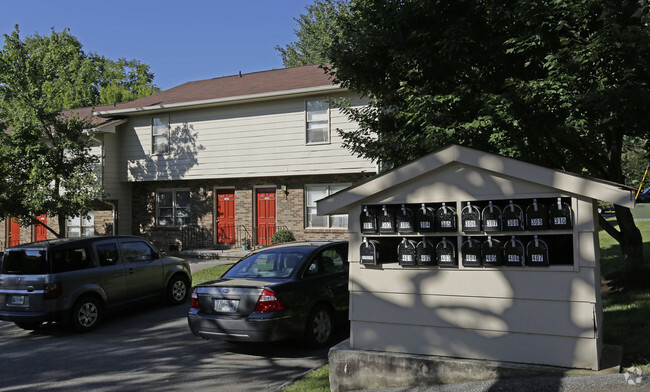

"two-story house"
[2,65,376,250]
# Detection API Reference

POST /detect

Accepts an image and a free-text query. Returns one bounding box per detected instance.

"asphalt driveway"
[0,297,343,392]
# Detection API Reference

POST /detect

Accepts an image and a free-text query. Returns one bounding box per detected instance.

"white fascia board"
[93,85,343,116]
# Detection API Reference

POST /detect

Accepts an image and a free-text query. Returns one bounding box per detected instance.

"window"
[96,242,120,267]
[305,245,348,277]
[156,189,190,226]
[152,115,170,154]
[305,184,349,229]
[52,248,91,273]
[67,212,94,237]
[121,241,153,263]
[306,99,329,144]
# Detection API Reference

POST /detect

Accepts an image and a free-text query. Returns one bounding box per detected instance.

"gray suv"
[0,236,192,332]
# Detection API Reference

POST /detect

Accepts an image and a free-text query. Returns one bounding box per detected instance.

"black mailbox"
[461,202,481,232]
[482,202,502,232]
[526,199,549,230]
[503,236,525,266]
[462,238,482,267]
[378,205,396,233]
[396,204,415,233]
[416,237,436,265]
[360,238,382,265]
[415,204,436,233]
[503,200,524,231]
[436,237,457,267]
[526,235,550,266]
[436,203,457,232]
[360,206,377,234]
[398,238,418,266]
[549,198,573,229]
[481,236,503,267]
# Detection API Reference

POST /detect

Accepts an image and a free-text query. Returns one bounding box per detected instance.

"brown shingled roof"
[97,64,335,115]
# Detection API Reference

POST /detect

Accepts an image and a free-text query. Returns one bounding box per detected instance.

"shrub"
[271,230,296,244]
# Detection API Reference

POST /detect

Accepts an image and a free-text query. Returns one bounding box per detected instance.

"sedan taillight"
[254,289,286,312]
[191,288,200,308]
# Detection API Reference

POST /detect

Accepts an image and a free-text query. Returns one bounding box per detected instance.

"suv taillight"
[254,289,286,312]
[191,288,200,308]
[43,283,62,299]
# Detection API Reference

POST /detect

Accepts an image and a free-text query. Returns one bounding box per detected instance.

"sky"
[0,0,314,90]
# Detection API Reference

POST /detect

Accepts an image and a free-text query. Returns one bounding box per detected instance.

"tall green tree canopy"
[324,0,650,268]
[0,26,159,237]
[276,0,349,67]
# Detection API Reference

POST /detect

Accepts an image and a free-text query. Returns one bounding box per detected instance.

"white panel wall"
[119,93,376,182]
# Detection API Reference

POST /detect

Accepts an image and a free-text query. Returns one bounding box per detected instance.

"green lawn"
[191,263,233,285]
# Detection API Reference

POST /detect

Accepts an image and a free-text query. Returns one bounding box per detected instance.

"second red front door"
[216,190,236,245]
[256,188,276,246]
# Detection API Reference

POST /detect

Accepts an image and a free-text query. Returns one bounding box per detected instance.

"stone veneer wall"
[130,173,372,250]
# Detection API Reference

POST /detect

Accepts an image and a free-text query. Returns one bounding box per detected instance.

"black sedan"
[187,241,348,347]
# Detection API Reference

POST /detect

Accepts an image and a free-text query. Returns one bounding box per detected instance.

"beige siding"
[102,131,132,235]
[120,94,376,182]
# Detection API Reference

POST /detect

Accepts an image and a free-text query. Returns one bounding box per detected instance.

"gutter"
[93,84,343,117]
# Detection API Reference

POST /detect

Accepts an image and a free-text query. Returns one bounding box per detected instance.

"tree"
[325,0,650,269]
[0,26,158,237]
[276,0,349,67]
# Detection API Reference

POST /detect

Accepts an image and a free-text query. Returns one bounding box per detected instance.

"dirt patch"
[602,268,650,294]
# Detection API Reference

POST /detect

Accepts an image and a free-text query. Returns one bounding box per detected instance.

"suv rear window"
[1,250,49,275]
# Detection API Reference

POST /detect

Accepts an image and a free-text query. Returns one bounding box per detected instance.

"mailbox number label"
[401,255,413,262]
[508,255,521,263]
[420,255,431,262]
[381,222,393,229]
[554,217,567,225]
[485,220,498,228]
[440,254,452,262]
[361,255,375,262]
[419,221,431,229]
[440,220,452,228]
[466,254,477,262]
[485,254,497,263]
[531,254,544,262]
[464,220,477,228]
[399,222,412,229]
[507,219,520,227]
[363,222,375,230]
[530,218,544,227]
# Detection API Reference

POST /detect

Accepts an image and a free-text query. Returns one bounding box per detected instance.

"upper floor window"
[305,184,349,229]
[152,115,170,154]
[306,99,330,144]
[156,188,190,226]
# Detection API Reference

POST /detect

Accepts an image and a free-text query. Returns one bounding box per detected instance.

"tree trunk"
[57,215,66,239]
[614,205,644,270]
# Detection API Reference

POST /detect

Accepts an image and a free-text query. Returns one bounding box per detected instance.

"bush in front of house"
[271,230,296,244]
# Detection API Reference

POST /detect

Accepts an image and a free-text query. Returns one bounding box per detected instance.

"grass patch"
[191,264,233,286]
[283,365,330,392]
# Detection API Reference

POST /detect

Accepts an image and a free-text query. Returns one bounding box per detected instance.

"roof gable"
[318,144,635,215]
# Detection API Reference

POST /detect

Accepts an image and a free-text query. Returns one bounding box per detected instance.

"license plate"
[10,295,25,306]
[215,299,239,312]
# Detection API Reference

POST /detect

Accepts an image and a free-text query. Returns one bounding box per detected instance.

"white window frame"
[156,188,191,227]
[66,211,95,237]
[152,115,170,155]
[306,99,330,145]
[305,183,350,229]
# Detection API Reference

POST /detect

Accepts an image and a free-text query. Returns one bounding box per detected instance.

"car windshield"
[224,247,313,279]
[2,249,49,275]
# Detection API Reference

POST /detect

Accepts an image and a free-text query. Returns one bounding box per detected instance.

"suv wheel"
[72,296,101,332]
[304,305,333,347]
[167,275,189,305]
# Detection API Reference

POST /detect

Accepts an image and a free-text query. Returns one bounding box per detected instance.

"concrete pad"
[328,339,622,392]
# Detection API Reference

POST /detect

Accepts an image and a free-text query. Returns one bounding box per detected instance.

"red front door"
[8,218,20,247]
[216,190,235,245]
[256,188,276,246]
[35,214,47,241]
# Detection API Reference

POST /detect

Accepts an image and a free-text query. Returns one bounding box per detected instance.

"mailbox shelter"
[318,145,635,386]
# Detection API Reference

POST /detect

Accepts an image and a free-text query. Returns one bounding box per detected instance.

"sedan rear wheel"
[72,296,101,333]
[305,305,333,347]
